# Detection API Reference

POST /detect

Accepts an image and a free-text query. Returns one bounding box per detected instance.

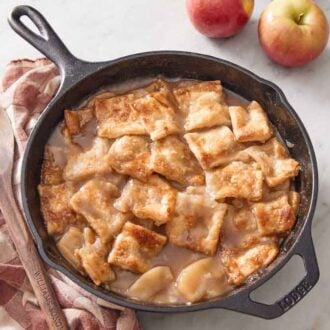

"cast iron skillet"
[9,5,319,319]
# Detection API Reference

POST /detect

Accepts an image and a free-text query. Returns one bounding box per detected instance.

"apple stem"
[297,13,304,25]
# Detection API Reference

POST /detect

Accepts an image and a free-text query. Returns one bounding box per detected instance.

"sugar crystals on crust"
[109,135,152,181]
[166,187,228,255]
[70,179,130,243]
[245,137,300,187]
[229,101,273,143]
[41,146,63,185]
[133,87,181,140]
[114,175,176,226]
[76,228,115,285]
[184,126,244,170]
[222,240,279,285]
[63,137,113,182]
[95,93,147,139]
[252,192,299,236]
[38,182,85,235]
[151,136,204,186]
[174,81,230,131]
[108,222,167,273]
[206,161,264,201]
[64,107,94,136]
[220,205,260,251]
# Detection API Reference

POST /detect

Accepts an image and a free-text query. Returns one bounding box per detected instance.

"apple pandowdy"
[39,79,300,304]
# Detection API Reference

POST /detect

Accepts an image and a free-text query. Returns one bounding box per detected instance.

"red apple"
[258,0,329,67]
[186,0,254,38]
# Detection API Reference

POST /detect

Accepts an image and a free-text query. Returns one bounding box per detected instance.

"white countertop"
[1,0,329,329]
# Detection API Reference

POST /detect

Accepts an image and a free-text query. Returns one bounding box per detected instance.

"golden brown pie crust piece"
[38,182,85,235]
[206,161,264,201]
[222,240,279,285]
[76,228,115,285]
[151,136,204,186]
[229,101,273,143]
[166,187,228,255]
[64,107,94,136]
[114,175,177,226]
[174,81,230,131]
[108,222,167,273]
[133,88,181,140]
[184,126,244,170]
[245,138,300,187]
[252,192,298,236]
[41,146,63,185]
[63,137,113,182]
[95,93,147,139]
[70,179,130,243]
[109,135,152,181]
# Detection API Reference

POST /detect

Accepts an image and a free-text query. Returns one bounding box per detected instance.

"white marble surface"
[1,0,329,329]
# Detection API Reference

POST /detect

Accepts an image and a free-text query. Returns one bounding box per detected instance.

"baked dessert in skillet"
[38,79,300,304]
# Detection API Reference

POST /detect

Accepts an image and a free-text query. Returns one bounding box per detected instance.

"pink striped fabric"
[0,58,141,330]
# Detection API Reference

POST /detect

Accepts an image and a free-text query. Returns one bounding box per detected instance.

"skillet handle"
[220,227,319,319]
[8,5,85,78]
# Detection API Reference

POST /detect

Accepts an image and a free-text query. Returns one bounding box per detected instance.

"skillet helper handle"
[8,5,78,74]
[231,227,319,319]
[0,179,68,330]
